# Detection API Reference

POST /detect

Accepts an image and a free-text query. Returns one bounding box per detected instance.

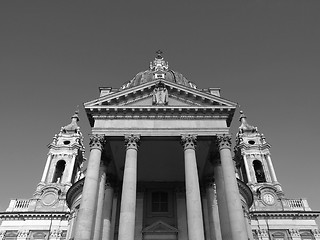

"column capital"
[89,134,106,151]
[181,134,197,150]
[124,134,140,150]
[216,134,232,150]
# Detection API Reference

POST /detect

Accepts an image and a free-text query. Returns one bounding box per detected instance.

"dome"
[120,51,197,90]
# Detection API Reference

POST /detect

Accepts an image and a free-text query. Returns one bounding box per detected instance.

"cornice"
[0,212,69,221]
[85,80,237,108]
[250,211,320,220]
[66,178,85,209]
[237,179,254,208]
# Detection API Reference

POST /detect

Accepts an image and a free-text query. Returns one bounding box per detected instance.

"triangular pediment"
[84,80,236,109]
[142,220,178,233]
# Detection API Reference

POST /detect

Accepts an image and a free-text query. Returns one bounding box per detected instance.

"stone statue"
[152,82,168,105]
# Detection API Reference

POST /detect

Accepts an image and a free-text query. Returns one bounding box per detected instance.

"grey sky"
[0,1,319,215]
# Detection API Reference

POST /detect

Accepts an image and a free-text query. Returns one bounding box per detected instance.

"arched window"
[52,160,66,183]
[253,160,266,183]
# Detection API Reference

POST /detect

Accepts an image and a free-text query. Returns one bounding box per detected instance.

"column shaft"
[266,154,278,182]
[242,154,252,183]
[218,135,248,240]
[74,135,105,240]
[213,162,232,240]
[118,135,140,240]
[93,165,107,240]
[41,154,52,182]
[206,181,222,240]
[101,183,114,240]
[181,135,205,240]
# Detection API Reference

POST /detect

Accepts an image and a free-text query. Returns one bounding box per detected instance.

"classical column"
[176,189,188,240]
[242,154,252,183]
[217,135,248,240]
[101,176,114,240]
[206,178,222,240]
[181,134,205,240]
[118,134,140,240]
[41,154,52,182]
[212,159,232,240]
[266,154,278,183]
[93,163,107,240]
[74,135,105,240]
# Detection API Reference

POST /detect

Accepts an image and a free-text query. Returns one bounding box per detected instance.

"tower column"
[118,134,140,240]
[217,134,248,240]
[266,154,278,182]
[206,178,222,240]
[74,135,105,240]
[242,154,252,183]
[181,134,205,240]
[93,163,107,240]
[41,154,52,182]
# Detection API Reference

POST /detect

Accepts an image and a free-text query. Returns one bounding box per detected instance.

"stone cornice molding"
[216,134,232,150]
[89,134,106,151]
[85,80,237,108]
[0,212,69,221]
[237,179,254,208]
[124,134,140,150]
[250,211,320,220]
[66,178,85,208]
[181,134,197,150]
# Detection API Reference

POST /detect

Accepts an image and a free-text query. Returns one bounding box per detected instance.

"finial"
[156,50,163,59]
[238,110,257,133]
[239,110,246,122]
[72,106,80,122]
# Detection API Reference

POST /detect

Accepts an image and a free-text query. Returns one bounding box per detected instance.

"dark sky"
[0,1,320,215]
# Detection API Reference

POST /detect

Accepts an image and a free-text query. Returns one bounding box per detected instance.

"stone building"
[0,52,319,240]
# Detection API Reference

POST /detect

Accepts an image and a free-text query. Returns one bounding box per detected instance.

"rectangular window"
[151,191,169,213]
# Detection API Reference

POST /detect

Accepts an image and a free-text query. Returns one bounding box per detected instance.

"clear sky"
[0,1,320,215]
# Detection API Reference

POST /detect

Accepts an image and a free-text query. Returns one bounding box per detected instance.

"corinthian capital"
[124,134,140,150]
[216,134,232,150]
[181,134,197,150]
[89,134,106,151]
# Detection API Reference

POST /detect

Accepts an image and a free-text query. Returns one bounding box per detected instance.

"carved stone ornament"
[312,229,320,237]
[181,134,197,150]
[50,229,62,238]
[89,134,105,151]
[257,229,268,238]
[216,134,232,150]
[152,82,168,105]
[124,134,140,150]
[0,231,5,238]
[17,230,29,238]
[289,229,300,237]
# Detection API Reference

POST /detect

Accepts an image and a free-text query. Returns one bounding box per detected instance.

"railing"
[251,198,312,212]
[282,198,311,211]
[6,199,31,212]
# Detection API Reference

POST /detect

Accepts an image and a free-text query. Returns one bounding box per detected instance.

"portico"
[68,53,252,240]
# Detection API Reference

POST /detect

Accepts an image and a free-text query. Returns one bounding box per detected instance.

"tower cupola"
[31,111,85,211]
[234,111,283,196]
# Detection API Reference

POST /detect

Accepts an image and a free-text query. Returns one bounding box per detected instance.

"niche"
[52,160,66,183]
[253,160,266,183]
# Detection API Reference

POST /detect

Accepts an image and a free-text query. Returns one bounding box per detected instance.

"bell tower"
[30,111,85,211]
[234,111,283,201]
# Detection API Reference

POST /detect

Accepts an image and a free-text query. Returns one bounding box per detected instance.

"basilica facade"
[0,53,319,240]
